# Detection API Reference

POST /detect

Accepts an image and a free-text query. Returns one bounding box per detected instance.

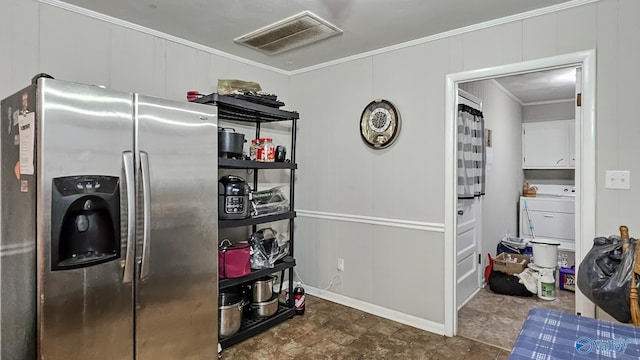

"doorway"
[443,50,597,338]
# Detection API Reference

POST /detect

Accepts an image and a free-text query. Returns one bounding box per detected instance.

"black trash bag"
[488,270,534,297]
[577,236,640,323]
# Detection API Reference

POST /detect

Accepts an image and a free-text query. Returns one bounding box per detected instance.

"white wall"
[523,101,575,122]
[291,41,448,330]
[459,80,524,270]
[290,0,640,331]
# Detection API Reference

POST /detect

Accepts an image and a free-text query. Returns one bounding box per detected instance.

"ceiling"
[495,67,577,104]
[55,0,579,103]
[58,0,574,72]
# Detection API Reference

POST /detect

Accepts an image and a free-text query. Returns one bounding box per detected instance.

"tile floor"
[458,286,575,349]
[222,295,511,359]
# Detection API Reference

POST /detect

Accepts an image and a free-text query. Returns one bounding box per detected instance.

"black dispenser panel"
[51,175,120,271]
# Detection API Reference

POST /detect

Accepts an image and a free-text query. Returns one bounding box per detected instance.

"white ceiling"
[53,0,580,103]
[57,0,574,72]
[495,67,577,104]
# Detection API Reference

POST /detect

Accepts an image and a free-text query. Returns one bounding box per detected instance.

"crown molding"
[523,98,575,106]
[36,0,290,75]
[289,0,598,75]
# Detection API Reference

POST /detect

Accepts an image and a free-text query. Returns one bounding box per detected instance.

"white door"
[456,91,483,310]
[456,198,481,309]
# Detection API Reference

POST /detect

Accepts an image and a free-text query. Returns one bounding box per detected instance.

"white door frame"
[444,50,596,336]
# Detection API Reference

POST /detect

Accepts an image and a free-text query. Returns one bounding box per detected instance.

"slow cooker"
[218,175,251,219]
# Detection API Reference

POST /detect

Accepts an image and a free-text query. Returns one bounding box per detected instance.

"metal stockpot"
[252,275,276,302]
[251,296,279,319]
[218,292,247,338]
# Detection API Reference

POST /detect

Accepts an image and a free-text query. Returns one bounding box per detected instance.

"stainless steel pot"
[251,296,279,319]
[218,292,247,338]
[252,275,276,302]
[218,127,245,157]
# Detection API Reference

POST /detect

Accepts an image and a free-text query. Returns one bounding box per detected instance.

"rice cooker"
[218,175,251,219]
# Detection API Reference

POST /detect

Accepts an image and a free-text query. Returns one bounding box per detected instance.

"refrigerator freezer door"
[37,79,134,359]
[1,84,38,360]
[135,95,218,359]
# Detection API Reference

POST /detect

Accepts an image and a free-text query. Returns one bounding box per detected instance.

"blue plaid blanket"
[510,308,640,359]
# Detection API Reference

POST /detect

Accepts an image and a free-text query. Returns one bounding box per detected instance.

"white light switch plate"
[605,170,631,189]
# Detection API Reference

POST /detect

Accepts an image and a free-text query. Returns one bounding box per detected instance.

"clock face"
[360,99,400,149]
[368,108,392,133]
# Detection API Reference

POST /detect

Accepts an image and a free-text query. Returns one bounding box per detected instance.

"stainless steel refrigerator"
[0,76,218,359]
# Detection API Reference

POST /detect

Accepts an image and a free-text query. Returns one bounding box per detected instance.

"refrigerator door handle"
[122,151,136,284]
[140,151,151,281]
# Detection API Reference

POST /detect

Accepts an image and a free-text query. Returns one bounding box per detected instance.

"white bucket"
[530,238,561,268]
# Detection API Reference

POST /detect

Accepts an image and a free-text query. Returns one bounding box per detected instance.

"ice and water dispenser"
[50,175,120,270]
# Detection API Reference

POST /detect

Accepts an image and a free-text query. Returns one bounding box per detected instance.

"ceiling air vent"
[234,11,343,55]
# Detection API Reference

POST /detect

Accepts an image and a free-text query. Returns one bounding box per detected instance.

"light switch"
[605,170,631,189]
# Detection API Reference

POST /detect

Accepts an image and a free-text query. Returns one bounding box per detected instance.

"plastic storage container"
[249,139,259,161]
[263,138,275,162]
[256,138,266,162]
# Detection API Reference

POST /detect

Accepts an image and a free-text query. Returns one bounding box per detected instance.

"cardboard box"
[494,253,530,275]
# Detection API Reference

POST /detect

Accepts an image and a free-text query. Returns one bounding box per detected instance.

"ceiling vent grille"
[234,11,343,55]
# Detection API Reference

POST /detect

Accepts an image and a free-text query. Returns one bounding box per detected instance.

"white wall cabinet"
[522,119,575,169]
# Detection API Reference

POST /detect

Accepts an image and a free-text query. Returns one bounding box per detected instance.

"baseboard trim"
[305,285,446,336]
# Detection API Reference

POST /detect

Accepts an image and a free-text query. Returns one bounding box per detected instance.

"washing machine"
[519,184,575,265]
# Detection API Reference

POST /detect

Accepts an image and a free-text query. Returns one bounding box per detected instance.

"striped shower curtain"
[457,104,485,199]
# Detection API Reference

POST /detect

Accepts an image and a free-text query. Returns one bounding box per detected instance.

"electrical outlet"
[337,258,344,271]
[605,170,631,189]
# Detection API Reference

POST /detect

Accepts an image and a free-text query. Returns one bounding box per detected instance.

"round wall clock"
[359,99,401,149]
